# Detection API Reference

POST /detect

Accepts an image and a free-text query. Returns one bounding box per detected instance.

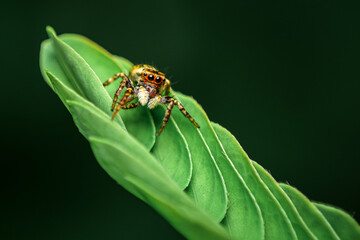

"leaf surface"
[46,28,116,121]
[40,27,360,240]
[113,55,193,190]
[151,107,192,190]
[60,34,155,150]
[164,99,264,239]
[280,183,340,240]
[211,123,297,240]
[314,203,360,240]
[164,93,228,223]
[251,161,317,240]
[200,121,265,240]
[46,71,230,240]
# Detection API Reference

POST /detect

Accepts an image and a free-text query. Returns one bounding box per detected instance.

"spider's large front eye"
[155,77,162,83]
[148,74,154,81]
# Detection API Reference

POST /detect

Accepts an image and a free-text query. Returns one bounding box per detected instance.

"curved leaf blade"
[41,27,360,240]
[46,71,130,143]
[201,121,264,240]
[89,137,230,240]
[40,39,69,90]
[46,71,230,240]
[113,55,224,217]
[43,27,126,130]
[210,122,297,240]
[280,183,340,240]
[251,161,317,240]
[164,93,228,223]
[60,34,155,150]
[168,100,264,239]
[113,55,193,190]
[314,203,360,240]
[46,27,112,115]
[151,106,192,190]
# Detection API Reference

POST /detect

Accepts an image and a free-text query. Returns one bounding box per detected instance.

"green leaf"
[60,34,156,150]
[45,72,128,143]
[251,161,317,240]
[314,202,360,240]
[40,27,360,240]
[165,94,264,238]
[280,183,340,240]
[40,39,68,90]
[151,106,192,190]
[41,28,155,150]
[195,120,264,239]
[165,93,228,223]
[46,71,230,240]
[114,52,193,190]
[41,27,125,130]
[113,55,227,222]
[46,27,113,117]
[211,123,297,240]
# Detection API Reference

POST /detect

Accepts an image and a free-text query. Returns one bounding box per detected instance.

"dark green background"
[2,0,359,239]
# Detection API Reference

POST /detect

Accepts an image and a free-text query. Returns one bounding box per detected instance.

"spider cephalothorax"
[103,64,199,136]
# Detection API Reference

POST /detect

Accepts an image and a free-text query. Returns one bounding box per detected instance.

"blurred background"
[2,0,359,239]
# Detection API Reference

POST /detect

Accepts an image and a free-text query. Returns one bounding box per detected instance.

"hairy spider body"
[103,64,199,136]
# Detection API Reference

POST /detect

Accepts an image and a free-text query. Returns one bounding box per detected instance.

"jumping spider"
[103,64,199,136]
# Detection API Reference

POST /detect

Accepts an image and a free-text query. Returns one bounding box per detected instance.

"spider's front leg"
[121,102,140,110]
[103,72,134,111]
[112,87,137,119]
[157,96,200,136]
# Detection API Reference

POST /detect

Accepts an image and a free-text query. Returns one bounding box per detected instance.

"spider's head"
[130,65,166,105]
[141,65,165,87]
[130,64,166,86]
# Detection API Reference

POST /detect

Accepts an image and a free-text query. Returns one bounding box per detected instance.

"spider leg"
[103,73,122,86]
[121,102,140,109]
[111,80,126,111]
[157,100,175,136]
[157,96,199,136]
[112,88,135,119]
[172,97,199,128]
[103,73,134,111]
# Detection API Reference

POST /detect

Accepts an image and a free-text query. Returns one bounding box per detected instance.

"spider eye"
[155,77,162,83]
[144,72,147,76]
[148,74,154,81]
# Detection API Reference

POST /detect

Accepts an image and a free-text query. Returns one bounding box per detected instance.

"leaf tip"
[46,26,57,39]
[45,70,60,87]
[45,70,53,78]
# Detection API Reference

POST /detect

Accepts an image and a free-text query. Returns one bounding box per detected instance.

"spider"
[103,64,199,136]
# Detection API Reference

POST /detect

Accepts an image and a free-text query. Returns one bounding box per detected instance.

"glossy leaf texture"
[40,27,360,240]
